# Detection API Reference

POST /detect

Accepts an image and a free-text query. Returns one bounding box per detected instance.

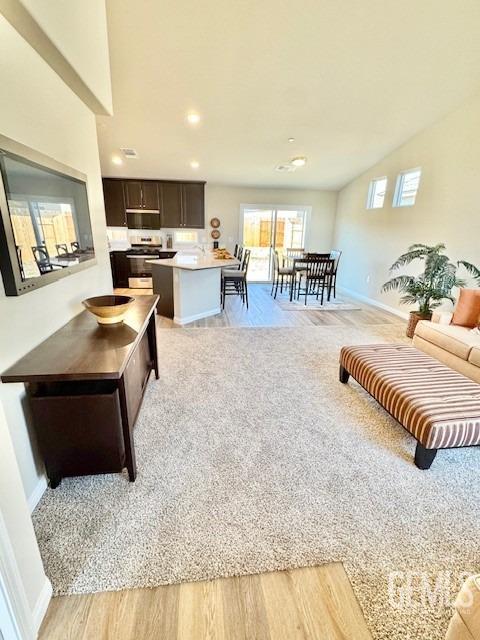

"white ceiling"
[97,0,480,190]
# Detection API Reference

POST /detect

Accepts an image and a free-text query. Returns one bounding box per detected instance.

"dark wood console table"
[1,295,159,488]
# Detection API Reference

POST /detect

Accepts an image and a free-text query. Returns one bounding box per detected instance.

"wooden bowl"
[82,295,134,325]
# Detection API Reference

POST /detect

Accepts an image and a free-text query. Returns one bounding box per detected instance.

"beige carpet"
[33,324,480,639]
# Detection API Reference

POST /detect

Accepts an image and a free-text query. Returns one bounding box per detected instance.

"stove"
[126,245,176,289]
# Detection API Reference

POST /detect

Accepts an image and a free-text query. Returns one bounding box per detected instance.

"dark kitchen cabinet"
[159,181,205,228]
[124,181,159,210]
[182,182,205,228]
[103,177,204,229]
[110,251,129,288]
[160,182,183,228]
[103,179,126,227]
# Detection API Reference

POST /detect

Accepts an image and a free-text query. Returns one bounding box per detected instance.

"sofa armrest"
[449,575,480,639]
[431,311,453,325]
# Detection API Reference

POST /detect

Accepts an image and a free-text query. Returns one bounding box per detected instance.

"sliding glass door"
[240,205,309,281]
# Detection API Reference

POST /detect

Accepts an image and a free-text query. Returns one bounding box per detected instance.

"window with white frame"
[393,168,421,207]
[174,230,198,243]
[366,177,387,209]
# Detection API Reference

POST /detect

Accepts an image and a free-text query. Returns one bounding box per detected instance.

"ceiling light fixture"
[190,160,200,169]
[291,156,307,167]
[111,155,123,165]
[186,112,201,125]
[288,137,295,143]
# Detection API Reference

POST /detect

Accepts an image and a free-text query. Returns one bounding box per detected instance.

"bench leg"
[414,443,437,470]
[339,364,350,384]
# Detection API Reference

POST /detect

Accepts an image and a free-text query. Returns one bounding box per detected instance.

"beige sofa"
[413,311,480,384]
[447,575,480,639]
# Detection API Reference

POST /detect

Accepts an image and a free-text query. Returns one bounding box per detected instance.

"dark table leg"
[147,312,159,380]
[118,377,137,482]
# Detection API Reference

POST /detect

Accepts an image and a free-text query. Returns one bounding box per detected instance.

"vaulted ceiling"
[97,0,480,189]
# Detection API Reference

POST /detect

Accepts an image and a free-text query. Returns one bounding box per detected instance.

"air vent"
[275,164,296,173]
[121,148,138,158]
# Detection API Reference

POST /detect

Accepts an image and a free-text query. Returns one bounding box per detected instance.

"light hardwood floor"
[39,563,372,640]
[115,283,404,329]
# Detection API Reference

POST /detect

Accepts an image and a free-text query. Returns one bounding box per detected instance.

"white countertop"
[148,252,240,270]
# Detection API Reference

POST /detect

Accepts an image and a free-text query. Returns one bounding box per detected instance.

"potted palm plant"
[382,243,479,338]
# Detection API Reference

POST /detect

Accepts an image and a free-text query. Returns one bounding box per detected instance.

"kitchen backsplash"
[106,226,210,251]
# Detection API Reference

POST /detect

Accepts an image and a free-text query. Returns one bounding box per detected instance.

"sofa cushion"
[470,347,480,368]
[415,321,480,361]
[452,288,480,328]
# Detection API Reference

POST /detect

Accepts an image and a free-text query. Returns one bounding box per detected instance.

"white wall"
[0,402,49,628]
[20,0,112,112]
[206,185,337,252]
[2,0,112,114]
[333,91,480,313]
[0,9,112,628]
[0,15,113,505]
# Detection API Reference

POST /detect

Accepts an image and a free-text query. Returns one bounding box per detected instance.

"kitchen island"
[149,252,239,324]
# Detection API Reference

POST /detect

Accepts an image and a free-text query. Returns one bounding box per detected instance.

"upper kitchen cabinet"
[159,181,205,228]
[182,182,205,228]
[124,180,159,210]
[160,182,183,228]
[102,179,126,227]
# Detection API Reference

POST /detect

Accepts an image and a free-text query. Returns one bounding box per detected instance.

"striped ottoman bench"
[339,344,480,469]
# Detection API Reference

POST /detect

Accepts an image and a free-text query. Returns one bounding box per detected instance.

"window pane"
[367,177,387,209]
[394,169,421,207]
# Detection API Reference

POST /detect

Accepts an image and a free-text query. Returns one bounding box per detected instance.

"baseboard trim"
[27,476,47,513]
[338,286,409,320]
[32,577,52,633]
[174,307,221,325]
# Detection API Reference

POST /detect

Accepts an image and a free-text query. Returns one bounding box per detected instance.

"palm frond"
[381,275,415,293]
[458,261,480,283]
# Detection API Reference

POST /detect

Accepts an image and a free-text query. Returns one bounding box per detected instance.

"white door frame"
[239,203,311,244]
[0,511,36,640]
[239,203,312,281]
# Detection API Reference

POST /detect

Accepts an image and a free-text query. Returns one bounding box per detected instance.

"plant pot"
[406,311,432,338]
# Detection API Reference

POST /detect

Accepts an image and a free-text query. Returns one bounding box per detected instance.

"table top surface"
[1,295,159,383]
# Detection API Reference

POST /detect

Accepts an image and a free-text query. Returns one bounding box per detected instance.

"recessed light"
[288,137,295,143]
[190,160,200,169]
[186,112,201,125]
[291,156,307,167]
[111,155,123,165]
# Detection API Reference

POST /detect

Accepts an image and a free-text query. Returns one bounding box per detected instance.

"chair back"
[241,249,251,274]
[70,241,80,252]
[306,252,330,259]
[16,245,25,280]
[56,243,69,256]
[272,249,280,274]
[295,255,333,280]
[286,248,305,260]
[31,245,52,274]
[237,245,244,263]
[233,244,239,258]
[330,249,342,274]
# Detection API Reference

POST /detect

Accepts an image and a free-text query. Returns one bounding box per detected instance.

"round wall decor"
[210,217,220,228]
[211,229,221,240]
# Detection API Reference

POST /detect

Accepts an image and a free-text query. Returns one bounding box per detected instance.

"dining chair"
[16,245,25,280]
[55,243,69,256]
[31,245,60,275]
[270,249,294,298]
[222,249,251,309]
[284,247,305,266]
[329,250,342,299]
[294,255,334,305]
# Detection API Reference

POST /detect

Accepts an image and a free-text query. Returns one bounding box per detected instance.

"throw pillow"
[452,288,480,328]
